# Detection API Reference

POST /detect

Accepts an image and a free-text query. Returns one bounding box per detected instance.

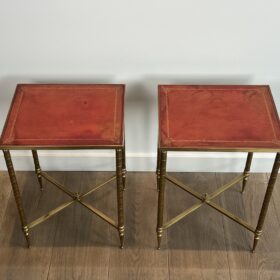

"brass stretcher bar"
[163,174,254,232]
[27,172,117,232]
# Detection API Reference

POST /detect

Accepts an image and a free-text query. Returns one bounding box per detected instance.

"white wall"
[0,0,280,172]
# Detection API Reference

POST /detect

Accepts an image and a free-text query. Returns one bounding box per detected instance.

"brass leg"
[121,145,126,191]
[3,150,30,247]
[116,148,125,248]
[252,153,280,252]
[156,147,161,192]
[32,150,43,190]
[157,150,167,249]
[242,152,253,193]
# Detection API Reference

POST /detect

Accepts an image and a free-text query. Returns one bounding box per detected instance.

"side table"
[156,85,280,252]
[0,84,126,248]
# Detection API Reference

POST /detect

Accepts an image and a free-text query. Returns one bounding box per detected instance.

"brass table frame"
[156,148,280,252]
[2,145,127,248]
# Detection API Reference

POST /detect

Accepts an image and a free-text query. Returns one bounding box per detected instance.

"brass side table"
[156,85,280,252]
[0,84,126,248]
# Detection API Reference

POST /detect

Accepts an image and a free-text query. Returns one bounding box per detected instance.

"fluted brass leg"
[121,145,126,191]
[157,150,167,249]
[242,152,253,193]
[156,147,161,192]
[32,150,43,190]
[252,153,280,252]
[3,150,30,248]
[116,148,125,248]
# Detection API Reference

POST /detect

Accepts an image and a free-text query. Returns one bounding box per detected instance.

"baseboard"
[0,151,276,172]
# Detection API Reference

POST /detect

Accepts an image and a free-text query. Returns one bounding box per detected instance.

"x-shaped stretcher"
[162,174,254,232]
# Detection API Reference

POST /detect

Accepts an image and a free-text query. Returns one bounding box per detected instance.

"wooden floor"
[0,171,280,280]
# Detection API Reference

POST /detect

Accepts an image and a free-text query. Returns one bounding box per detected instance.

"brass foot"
[252,230,262,252]
[157,227,163,249]
[119,226,125,249]
[23,226,30,248]
[157,237,162,250]
[120,236,124,249]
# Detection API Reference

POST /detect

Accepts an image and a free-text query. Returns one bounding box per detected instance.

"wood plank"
[167,172,231,280]
[217,173,280,280]
[108,172,169,280]
[0,171,65,280]
[47,171,111,280]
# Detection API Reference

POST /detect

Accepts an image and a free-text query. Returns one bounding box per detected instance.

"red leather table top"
[0,84,125,148]
[159,85,280,151]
